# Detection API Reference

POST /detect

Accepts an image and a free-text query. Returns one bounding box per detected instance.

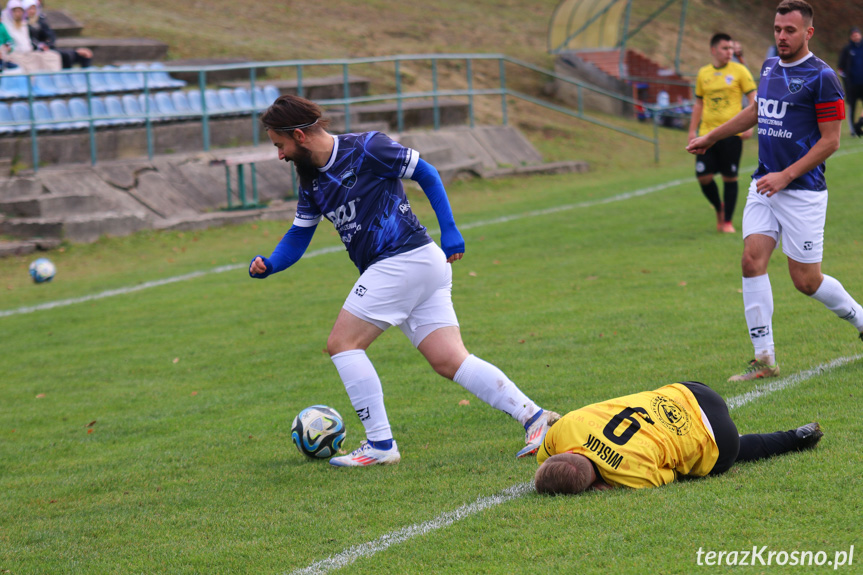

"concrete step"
[222,75,372,101]
[0,193,103,218]
[55,38,169,66]
[45,10,84,38]
[0,212,151,243]
[166,59,269,85]
[0,238,63,258]
[479,160,590,178]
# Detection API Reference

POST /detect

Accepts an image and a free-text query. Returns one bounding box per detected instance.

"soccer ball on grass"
[291,405,346,459]
[29,257,56,283]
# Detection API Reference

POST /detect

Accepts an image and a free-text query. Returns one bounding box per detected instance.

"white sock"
[742,275,775,362]
[331,350,392,442]
[810,275,863,331]
[453,354,539,425]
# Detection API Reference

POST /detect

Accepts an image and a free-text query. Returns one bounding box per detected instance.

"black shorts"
[679,381,739,475]
[695,136,743,178]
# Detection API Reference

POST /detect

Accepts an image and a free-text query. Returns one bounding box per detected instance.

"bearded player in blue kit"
[688,0,863,382]
[249,94,558,467]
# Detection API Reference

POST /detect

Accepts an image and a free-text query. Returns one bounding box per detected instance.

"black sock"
[723,180,738,222]
[736,430,798,462]
[699,180,721,212]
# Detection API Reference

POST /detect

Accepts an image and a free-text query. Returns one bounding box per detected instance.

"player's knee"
[740,252,765,277]
[429,357,460,380]
[791,274,820,296]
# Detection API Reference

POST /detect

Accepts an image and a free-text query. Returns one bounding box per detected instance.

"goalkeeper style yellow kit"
[537,384,720,488]
[694,61,757,136]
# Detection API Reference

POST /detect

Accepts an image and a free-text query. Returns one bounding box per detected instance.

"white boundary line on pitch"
[288,353,862,575]
[3,144,862,320]
[0,177,692,319]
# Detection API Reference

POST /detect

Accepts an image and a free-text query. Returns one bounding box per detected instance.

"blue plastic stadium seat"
[251,86,269,110]
[10,101,32,131]
[67,97,94,128]
[31,73,58,97]
[154,91,178,119]
[90,97,120,126]
[137,93,163,121]
[263,85,280,104]
[171,90,193,116]
[117,64,144,91]
[99,66,127,93]
[82,70,112,94]
[218,87,240,112]
[204,89,224,115]
[50,73,75,95]
[32,101,59,131]
[50,99,86,130]
[146,62,187,89]
[0,72,29,99]
[233,87,252,111]
[105,95,140,125]
[186,89,203,113]
[122,93,147,121]
[0,102,15,135]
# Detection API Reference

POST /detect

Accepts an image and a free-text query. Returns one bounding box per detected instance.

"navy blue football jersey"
[293,132,433,274]
[752,53,845,191]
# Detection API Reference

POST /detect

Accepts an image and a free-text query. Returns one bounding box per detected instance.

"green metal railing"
[3,53,677,176]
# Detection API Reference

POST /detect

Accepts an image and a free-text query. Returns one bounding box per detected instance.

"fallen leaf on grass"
[469,271,478,277]
[87,429,93,434]
[190,391,198,397]
[36,393,46,399]
[586,275,598,281]
[458,399,470,406]
[173,358,180,364]
[86,420,96,427]
[678,281,687,287]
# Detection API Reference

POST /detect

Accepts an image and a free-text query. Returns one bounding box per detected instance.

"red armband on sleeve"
[815,99,845,122]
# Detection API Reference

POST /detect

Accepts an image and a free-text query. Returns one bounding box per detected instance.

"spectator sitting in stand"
[25,0,91,69]
[0,0,59,72]
[0,20,20,71]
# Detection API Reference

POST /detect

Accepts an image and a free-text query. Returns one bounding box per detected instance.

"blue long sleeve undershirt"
[248,223,316,279]
[411,158,464,258]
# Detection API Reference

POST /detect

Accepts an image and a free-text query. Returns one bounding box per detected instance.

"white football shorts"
[342,242,459,347]
[742,180,828,264]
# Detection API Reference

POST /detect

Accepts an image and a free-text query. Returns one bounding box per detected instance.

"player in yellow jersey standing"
[529,381,822,494]
[689,33,757,233]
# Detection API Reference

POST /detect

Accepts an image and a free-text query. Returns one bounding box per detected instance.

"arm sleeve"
[249,223,316,278]
[411,158,465,258]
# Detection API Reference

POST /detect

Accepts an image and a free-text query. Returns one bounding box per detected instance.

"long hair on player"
[260,94,330,135]
[534,453,595,495]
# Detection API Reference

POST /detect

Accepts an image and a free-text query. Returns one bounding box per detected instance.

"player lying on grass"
[249,94,558,467]
[527,381,822,494]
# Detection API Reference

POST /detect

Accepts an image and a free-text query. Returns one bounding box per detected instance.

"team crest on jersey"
[340,170,357,189]
[725,75,734,85]
[788,78,804,94]
[398,201,410,214]
[650,396,691,436]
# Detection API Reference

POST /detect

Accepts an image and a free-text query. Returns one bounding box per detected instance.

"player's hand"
[686,136,713,155]
[249,255,273,279]
[441,226,465,264]
[755,172,792,197]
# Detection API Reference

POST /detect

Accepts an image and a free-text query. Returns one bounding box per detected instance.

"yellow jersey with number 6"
[537,384,719,488]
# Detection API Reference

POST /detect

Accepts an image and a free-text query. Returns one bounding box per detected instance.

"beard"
[290,145,318,186]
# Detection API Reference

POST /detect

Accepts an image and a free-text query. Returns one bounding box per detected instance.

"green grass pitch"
[1,144,861,574]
